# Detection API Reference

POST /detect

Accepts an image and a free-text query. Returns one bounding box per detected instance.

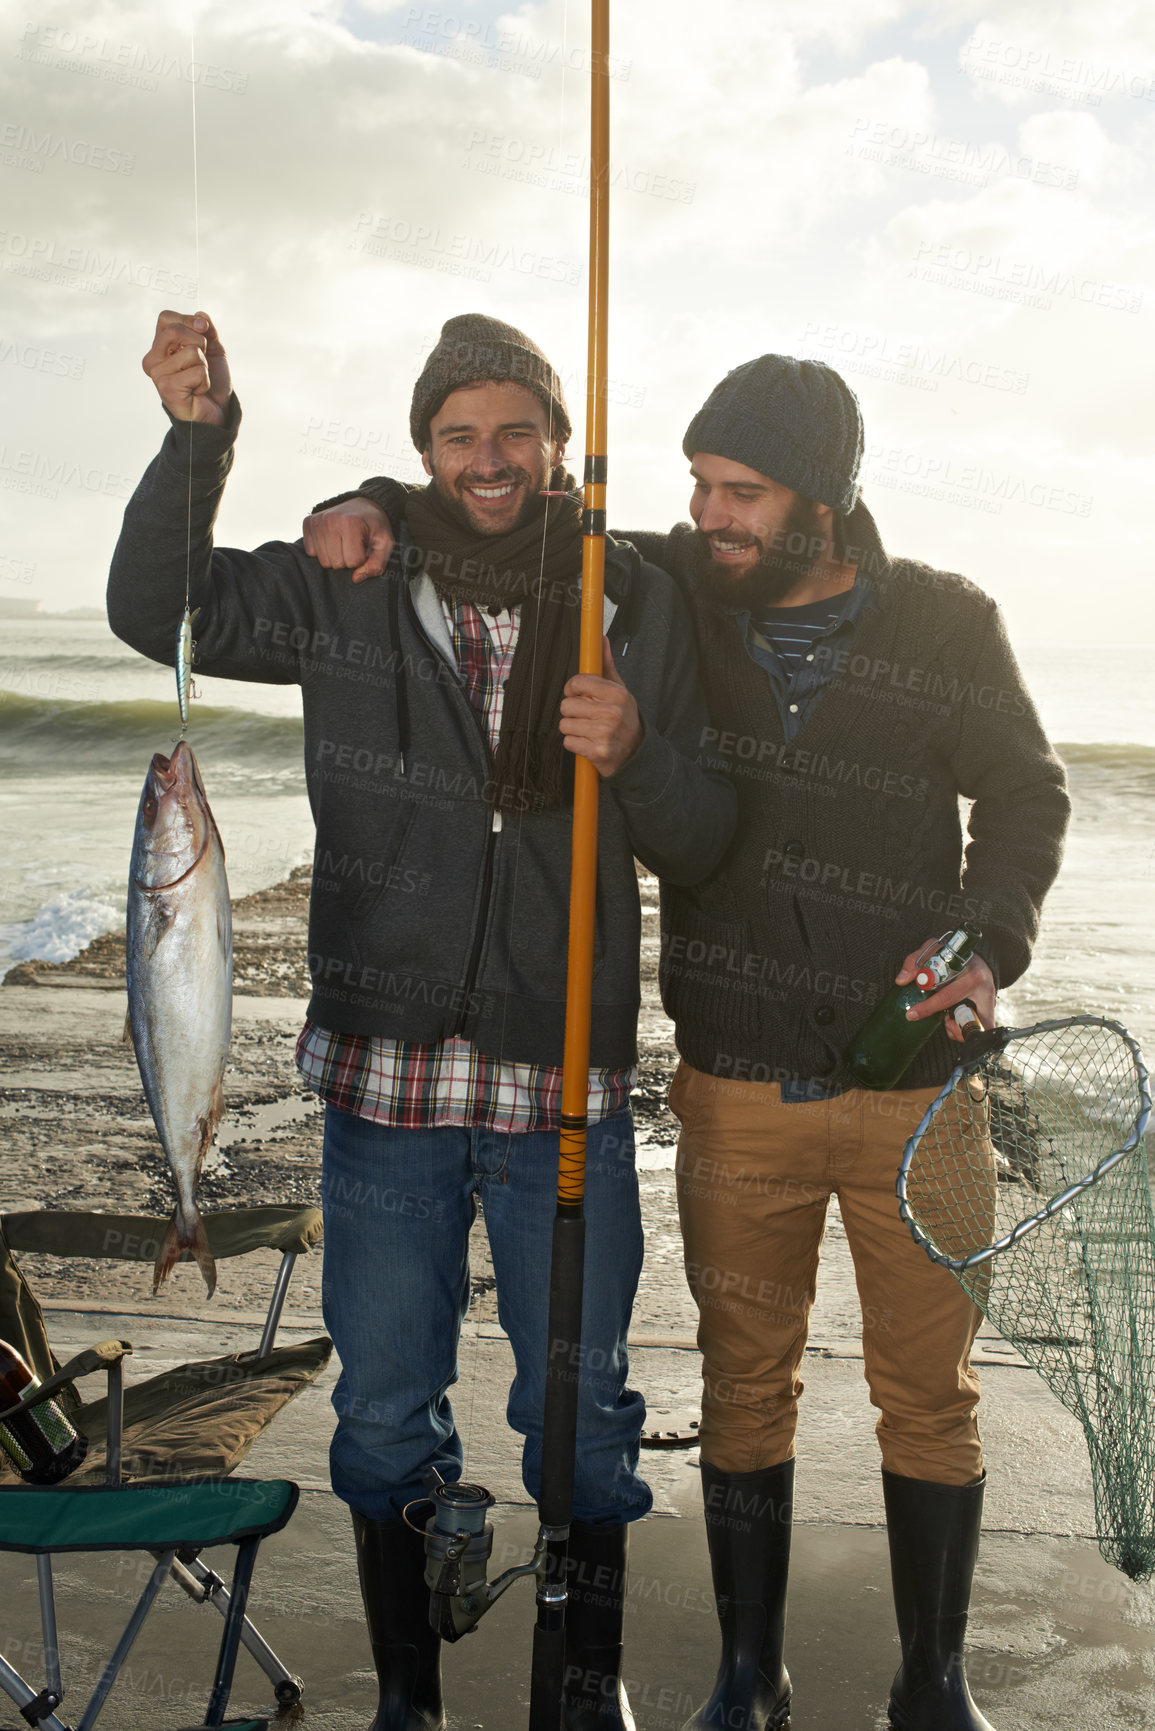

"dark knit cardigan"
[625,504,1071,1092]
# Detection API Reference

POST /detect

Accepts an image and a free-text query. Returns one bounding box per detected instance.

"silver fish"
[126,740,231,1296]
[175,606,199,731]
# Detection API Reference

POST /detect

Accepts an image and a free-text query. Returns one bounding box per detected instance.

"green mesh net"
[896,1016,1154,1580]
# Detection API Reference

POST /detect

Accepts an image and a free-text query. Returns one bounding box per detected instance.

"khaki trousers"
[671,1062,984,1486]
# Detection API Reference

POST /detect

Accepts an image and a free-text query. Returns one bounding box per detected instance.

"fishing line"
[185,16,202,616]
[179,16,202,739]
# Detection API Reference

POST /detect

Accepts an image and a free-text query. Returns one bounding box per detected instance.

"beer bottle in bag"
[0,1341,88,1484]
[842,925,982,1090]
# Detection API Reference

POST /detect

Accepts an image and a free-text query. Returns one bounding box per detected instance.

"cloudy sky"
[1,0,1152,644]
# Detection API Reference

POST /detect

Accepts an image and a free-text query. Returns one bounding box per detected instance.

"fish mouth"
[150,739,198,791]
[147,741,211,810]
[135,741,218,892]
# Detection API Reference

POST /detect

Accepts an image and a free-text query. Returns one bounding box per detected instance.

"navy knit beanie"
[682,354,864,512]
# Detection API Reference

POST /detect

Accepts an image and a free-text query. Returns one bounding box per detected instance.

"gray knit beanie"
[410,313,572,451]
[682,354,864,512]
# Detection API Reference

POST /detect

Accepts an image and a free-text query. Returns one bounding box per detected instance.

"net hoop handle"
[895,1014,1152,1274]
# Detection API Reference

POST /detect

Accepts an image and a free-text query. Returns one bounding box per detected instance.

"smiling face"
[423,380,565,536]
[688,451,835,609]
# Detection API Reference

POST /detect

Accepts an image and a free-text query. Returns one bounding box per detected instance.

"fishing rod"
[529,0,611,1716]
[409,7,614,1726]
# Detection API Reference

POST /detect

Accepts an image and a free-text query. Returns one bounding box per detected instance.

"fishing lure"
[175,606,199,732]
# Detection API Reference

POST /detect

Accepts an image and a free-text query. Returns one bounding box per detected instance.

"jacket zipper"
[399,578,503,1038]
[457,807,502,1036]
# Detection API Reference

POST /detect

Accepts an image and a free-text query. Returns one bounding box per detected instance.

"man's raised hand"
[302,497,395,582]
[142,311,231,425]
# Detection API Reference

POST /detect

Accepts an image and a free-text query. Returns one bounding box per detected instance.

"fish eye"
[144,796,158,820]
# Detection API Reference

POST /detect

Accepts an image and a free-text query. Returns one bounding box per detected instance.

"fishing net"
[896,1016,1155,1579]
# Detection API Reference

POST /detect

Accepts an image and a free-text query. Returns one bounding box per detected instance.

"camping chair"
[0,1206,333,1731]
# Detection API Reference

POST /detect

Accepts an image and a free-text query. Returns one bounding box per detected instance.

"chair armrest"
[0,1339,132,1424]
[1,1207,323,1262]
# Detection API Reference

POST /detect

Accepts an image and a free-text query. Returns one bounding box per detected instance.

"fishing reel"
[407,1468,550,1642]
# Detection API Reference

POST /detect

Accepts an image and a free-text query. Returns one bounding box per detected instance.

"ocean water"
[0,613,312,974]
[0,613,1151,1063]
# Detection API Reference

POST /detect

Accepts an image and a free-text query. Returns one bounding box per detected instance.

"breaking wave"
[0,690,303,780]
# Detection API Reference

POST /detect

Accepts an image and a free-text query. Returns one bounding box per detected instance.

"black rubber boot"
[883,1469,996,1730]
[562,1520,636,1730]
[351,1512,446,1731]
[681,1458,793,1731]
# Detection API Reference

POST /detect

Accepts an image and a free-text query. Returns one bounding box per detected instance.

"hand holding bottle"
[842,926,986,1089]
[895,939,996,1042]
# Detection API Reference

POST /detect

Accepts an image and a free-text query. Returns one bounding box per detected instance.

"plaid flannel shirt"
[296,593,635,1131]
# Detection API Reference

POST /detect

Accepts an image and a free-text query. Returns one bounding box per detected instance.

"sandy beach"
[3,870,1155,1728]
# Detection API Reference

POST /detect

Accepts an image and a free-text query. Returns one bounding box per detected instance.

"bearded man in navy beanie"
[303,350,1070,1731]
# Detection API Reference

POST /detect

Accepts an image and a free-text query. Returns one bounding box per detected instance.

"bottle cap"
[914,967,937,991]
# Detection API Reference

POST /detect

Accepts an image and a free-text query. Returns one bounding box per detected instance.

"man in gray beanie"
[108,308,737,1731]
[304,350,1070,1731]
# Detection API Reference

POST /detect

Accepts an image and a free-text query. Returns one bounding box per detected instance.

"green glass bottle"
[0,1341,88,1485]
[842,925,981,1090]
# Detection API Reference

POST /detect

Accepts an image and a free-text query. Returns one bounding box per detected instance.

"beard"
[429,459,548,536]
[694,496,827,611]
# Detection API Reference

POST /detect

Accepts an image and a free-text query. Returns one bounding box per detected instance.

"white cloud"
[0,0,1148,644]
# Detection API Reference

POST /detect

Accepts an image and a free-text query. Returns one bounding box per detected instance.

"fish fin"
[144,898,176,958]
[153,1206,217,1300]
[122,1011,134,1049]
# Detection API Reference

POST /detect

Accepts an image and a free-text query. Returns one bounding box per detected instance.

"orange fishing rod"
[529,3,611,1722]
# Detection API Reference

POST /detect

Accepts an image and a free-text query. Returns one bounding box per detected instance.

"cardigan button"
[814,1006,836,1026]
[785,839,804,855]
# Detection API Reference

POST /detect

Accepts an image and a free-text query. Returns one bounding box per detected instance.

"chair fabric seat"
[0,1478,298,1553]
[0,1337,333,1487]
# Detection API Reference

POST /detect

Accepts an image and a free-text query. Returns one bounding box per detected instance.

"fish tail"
[153,1205,218,1299]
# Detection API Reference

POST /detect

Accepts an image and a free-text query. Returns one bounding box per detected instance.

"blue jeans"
[320,1105,652,1525]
